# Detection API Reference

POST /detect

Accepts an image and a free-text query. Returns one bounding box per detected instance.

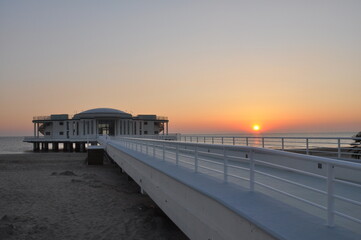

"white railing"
[115,134,179,140]
[99,136,361,229]
[179,135,361,161]
[23,136,97,142]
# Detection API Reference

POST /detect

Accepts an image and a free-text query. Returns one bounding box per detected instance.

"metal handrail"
[179,135,361,161]
[98,136,361,228]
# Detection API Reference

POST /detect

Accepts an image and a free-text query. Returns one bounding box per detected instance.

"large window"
[98,120,115,135]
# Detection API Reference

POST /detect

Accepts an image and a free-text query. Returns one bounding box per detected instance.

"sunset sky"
[1,1,361,136]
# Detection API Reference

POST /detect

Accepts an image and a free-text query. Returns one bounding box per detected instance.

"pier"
[98,136,361,240]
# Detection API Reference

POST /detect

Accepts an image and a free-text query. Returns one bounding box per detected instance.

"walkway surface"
[106,138,361,240]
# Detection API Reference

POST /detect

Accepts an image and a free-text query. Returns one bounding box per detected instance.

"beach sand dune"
[0,153,188,240]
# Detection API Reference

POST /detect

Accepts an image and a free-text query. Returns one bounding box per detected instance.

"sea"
[0,132,358,154]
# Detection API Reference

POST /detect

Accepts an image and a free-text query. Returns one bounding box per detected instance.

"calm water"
[0,136,33,154]
[0,132,358,154]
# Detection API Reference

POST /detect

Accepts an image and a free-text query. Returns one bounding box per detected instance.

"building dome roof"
[73,108,132,119]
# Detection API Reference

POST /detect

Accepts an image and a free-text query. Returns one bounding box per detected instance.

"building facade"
[25,108,169,151]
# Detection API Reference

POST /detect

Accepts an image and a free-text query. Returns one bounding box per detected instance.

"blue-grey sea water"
[0,132,358,154]
[0,136,33,154]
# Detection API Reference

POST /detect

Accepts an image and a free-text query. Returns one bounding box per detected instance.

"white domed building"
[25,108,169,151]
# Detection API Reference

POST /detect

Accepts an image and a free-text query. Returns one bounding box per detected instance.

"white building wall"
[44,121,67,139]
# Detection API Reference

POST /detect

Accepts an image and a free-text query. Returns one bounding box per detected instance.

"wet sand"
[0,153,188,240]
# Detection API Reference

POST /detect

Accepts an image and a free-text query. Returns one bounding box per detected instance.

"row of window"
[46,130,159,136]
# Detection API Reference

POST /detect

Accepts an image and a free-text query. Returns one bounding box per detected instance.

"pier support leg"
[79,143,84,152]
[52,142,59,152]
[33,143,40,152]
[69,142,74,152]
[41,143,49,152]
[63,143,68,152]
[75,143,80,152]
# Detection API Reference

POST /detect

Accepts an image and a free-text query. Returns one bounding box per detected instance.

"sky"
[1,0,361,136]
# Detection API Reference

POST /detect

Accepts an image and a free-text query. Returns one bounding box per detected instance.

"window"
[59,122,64,126]
[144,121,148,125]
[45,132,50,136]
[144,131,148,135]
[154,131,159,134]
[59,132,64,135]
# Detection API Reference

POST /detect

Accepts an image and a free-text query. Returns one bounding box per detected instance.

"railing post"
[306,138,309,155]
[337,139,341,159]
[246,137,249,146]
[262,138,265,148]
[204,137,206,143]
[223,147,228,182]
[176,144,179,165]
[222,137,224,145]
[196,136,199,143]
[212,137,214,144]
[282,138,284,151]
[146,142,149,155]
[162,143,165,161]
[249,150,255,191]
[190,137,192,142]
[326,163,335,227]
[233,137,235,145]
[153,143,156,159]
[195,146,198,172]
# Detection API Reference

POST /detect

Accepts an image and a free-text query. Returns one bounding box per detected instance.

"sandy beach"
[0,153,188,240]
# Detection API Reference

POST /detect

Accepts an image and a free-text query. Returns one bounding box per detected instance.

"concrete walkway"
[106,139,361,240]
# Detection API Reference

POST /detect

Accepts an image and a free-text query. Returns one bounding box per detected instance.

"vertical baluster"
[337,139,341,159]
[326,163,335,226]
[195,146,198,172]
[153,143,156,159]
[249,150,255,191]
[176,144,179,165]
[162,143,165,161]
[223,147,228,182]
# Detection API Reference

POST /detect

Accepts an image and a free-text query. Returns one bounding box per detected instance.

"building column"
[34,123,36,137]
[120,120,123,135]
[126,120,129,135]
[37,123,39,137]
[166,122,169,135]
[95,119,97,136]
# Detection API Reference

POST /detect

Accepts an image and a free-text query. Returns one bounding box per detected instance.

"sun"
[252,125,260,131]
